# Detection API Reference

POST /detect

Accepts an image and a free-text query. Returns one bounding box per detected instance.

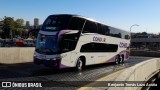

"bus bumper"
[34,58,61,69]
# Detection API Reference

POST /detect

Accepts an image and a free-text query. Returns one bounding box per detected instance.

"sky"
[0,0,160,34]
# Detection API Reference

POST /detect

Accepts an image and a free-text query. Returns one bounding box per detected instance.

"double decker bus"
[34,14,130,70]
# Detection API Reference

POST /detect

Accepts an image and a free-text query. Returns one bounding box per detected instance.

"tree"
[0,20,3,38]
[1,16,26,39]
[14,19,26,38]
[2,16,15,38]
[141,32,147,35]
[15,19,24,27]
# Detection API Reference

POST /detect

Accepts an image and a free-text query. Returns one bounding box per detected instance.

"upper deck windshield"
[41,15,72,31]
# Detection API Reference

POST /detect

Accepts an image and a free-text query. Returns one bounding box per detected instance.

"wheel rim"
[77,60,83,70]
[115,57,119,64]
[120,56,122,63]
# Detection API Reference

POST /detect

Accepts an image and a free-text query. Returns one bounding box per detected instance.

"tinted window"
[61,39,76,52]
[110,28,122,38]
[97,25,110,35]
[94,43,118,52]
[83,20,97,33]
[125,35,130,39]
[68,17,85,30]
[103,26,110,35]
[97,24,105,35]
[41,15,72,31]
[80,43,118,52]
[80,43,94,52]
[60,33,79,53]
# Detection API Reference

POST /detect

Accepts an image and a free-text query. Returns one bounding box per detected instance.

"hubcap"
[77,60,83,70]
[115,56,119,64]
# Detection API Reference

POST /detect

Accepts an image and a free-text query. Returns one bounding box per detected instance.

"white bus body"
[34,14,130,70]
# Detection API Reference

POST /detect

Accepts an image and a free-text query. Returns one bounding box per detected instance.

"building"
[131,36,160,50]
[34,18,39,29]
[26,21,30,27]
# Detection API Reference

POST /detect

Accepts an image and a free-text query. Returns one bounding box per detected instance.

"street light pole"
[130,24,139,39]
[129,24,139,50]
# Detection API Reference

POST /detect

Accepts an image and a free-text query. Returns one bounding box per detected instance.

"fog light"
[34,54,37,58]
[46,59,50,60]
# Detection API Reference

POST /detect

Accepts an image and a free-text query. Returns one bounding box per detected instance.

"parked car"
[24,38,36,47]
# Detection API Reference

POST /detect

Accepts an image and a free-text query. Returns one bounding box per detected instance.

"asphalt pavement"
[0,56,153,90]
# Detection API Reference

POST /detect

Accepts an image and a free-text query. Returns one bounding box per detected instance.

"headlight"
[51,58,57,60]
[34,54,37,58]
[51,57,61,60]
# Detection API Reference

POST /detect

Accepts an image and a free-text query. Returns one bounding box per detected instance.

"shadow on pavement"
[0,62,116,79]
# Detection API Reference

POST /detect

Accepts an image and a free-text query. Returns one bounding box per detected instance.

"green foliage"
[0,16,27,39]
[141,32,147,35]
[15,19,24,28]
[0,21,3,38]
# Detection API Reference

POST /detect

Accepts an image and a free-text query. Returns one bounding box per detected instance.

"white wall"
[108,58,160,90]
[0,48,35,64]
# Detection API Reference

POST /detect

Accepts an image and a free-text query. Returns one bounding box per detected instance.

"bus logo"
[93,36,106,42]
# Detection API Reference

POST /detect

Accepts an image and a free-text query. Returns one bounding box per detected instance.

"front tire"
[121,55,124,64]
[115,55,120,64]
[76,58,83,71]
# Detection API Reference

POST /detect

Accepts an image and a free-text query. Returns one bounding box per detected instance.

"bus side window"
[103,26,110,35]
[68,17,85,30]
[80,43,95,52]
[80,43,118,52]
[83,20,97,33]
[97,24,105,35]
[110,28,122,38]
[94,43,118,52]
[62,40,70,52]
[61,34,78,52]
[125,35,130,39]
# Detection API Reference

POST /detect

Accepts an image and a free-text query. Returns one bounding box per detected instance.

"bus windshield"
[41,15,72,31]
[36,34,60,54]
[36,32,80,54]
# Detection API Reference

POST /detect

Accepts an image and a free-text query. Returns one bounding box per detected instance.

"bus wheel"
[115,55,120,64]
[76,58,83,71]
[121,55,124,63]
